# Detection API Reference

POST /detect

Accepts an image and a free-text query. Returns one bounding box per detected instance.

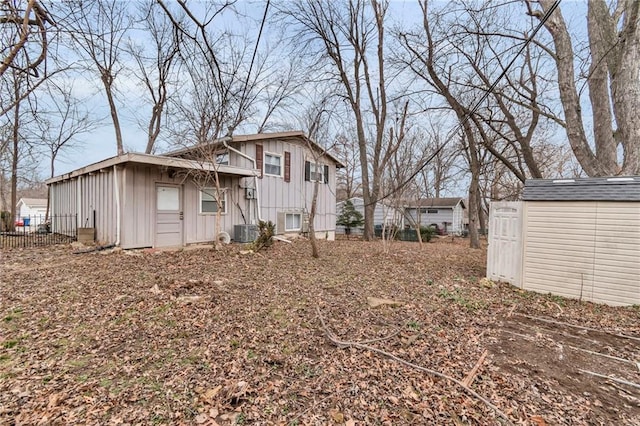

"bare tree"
[529,0,640,176]
[63,0,133,155]
[0,0,54,79]
[0,0,66,119]
[157,0,250,136]
[398,1,484,248]
[418,121,463,198]
[253,55,305,133]
[158,0,273,248]
[1,68,40,227]
[299,98,332,258]
[280,0,404,241]
[34,83,98,218]
[449,4,559,182]
[128,1,181,154]
[334,131,361,201]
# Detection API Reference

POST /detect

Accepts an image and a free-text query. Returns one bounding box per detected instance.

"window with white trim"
[310,162,324,182]
[216,151,229,165]
[264,153,282,176]
[285,213,301,231]
[200,188,227,214]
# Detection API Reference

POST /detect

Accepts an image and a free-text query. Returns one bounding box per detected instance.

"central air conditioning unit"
[234,224,258,243]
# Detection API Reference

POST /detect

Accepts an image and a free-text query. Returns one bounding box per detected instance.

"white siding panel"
[522,201,640,306]
[523,202,597,302]
[592,202,640,305]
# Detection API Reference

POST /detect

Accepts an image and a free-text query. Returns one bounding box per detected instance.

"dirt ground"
[1,238,639,425]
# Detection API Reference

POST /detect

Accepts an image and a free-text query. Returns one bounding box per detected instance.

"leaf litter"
[1,238,639,425]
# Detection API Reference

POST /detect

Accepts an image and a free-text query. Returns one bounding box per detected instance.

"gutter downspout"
[113,165,121,246]
[222,139,263,222]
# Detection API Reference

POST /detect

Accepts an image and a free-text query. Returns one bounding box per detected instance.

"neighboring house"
[46,131,343,249]
[403,198,466,235]
[335,197,404,235]
[15,198,48,230]
[487,177,640,306]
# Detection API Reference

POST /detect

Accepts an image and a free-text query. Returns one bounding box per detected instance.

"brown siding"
[284,151,290,182]
[239,137,337,236]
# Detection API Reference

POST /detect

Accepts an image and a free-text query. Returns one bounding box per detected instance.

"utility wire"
[233,0,271,132]
[373,0,562,206]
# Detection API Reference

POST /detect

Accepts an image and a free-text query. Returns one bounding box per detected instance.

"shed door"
[487,201,523,287]
[155,185,183,247]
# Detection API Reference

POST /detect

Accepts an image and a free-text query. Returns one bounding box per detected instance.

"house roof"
[404,197,466,209]
[337,197,403,209]
[17,198,48,208]
[164,131,345,168]
[522,176,640,201]
[45,153,259,184]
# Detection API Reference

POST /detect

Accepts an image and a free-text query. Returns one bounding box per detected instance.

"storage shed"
[487,177,640,307]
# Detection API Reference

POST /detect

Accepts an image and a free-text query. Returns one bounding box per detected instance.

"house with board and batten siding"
[46,131,343,249]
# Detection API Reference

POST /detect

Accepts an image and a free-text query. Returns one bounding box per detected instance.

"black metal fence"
[0,214,77,249]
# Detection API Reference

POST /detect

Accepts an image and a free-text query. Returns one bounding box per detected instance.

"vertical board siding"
[49,179,78,236]
[250,138,337,235]
[49,136,339,247]
[49,170,116,241]
[122,165,156,248]
[183,175,245,244]
[522,201,640,306]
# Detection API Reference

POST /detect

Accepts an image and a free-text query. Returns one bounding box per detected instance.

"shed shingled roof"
[522,177,640,201]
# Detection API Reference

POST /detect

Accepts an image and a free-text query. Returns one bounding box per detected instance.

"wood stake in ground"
[462,349,489,387]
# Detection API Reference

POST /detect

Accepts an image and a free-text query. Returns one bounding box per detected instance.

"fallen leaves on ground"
[1,238,639,425]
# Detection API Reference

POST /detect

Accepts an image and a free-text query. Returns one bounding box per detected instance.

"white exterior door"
[155,185,183,247]
[487,201,523,287]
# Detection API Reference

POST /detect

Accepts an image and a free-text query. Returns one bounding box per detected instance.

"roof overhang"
[45,153,259,185]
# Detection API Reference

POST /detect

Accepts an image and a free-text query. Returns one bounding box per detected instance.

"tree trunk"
[538,0,640,176]
[538,1,602,176]
[612,0,640,174]
[357,116,375,241]
[102,75,124,156]
[309,179,319,258]
[10,76,20,228]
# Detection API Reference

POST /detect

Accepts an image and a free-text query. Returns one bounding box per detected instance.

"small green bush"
[250,220,275,252]
[336,200,364,234]
[419,226,435,242]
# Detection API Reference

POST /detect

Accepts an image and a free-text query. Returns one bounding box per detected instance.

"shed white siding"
[522,201,640,306]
